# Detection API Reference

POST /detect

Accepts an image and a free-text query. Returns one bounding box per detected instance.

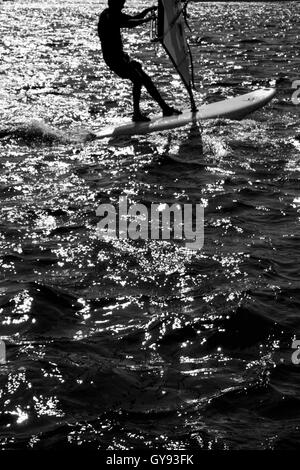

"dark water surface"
[0,0,300,450]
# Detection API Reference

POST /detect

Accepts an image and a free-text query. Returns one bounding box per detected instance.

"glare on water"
[0,0,299,451]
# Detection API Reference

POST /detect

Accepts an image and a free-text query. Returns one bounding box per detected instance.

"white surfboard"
[93,88,275,139]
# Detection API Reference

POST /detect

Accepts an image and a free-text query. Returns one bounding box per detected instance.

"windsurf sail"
[154,0,197,111]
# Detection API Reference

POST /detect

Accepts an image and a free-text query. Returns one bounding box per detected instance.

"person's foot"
[163,106,182,117]
[132,112,151,122]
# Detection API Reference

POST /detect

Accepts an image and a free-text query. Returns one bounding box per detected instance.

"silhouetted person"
[98,0,181,122]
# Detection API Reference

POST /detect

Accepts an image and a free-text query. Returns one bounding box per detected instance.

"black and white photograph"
[0,0,299,457]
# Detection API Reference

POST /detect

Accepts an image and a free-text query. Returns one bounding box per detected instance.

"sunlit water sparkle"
[0,0,300,451]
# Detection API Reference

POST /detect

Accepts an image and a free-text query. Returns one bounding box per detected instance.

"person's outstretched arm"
[132,6,157,20]
[120,7,157,29]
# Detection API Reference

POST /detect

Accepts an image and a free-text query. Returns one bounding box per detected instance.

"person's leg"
[109,58,150,122]
[132,81,151,122]
[132,82,143,116]
[137,69,168,110]
[130,62,181,117]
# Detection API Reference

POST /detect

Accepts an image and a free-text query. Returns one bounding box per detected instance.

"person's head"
[108,0,126,11]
